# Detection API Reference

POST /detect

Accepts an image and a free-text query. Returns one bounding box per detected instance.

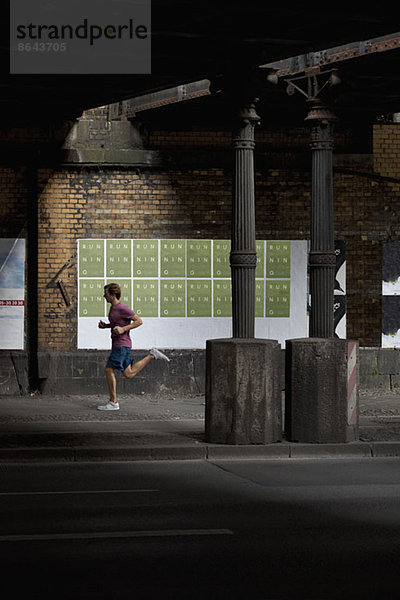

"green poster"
[79,279,105,317]
[161,280,186,317]
[79,240,104,277]
[106,279,131,306]
[187,240,211,278]
[256,240,265,278]
[133,240,159,277]
[213,280,232,317]
[106,240,131,277]
[213,240,231,278]
[161,240,185,277]
[133,280,159,317]
[78,238,296,325]
[266,280,290,317]
[266,241,291,278]
[187,280,212,317]
[255,280,264,317]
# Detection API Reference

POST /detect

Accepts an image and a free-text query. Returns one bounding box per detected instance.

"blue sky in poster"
[0,239,25,289]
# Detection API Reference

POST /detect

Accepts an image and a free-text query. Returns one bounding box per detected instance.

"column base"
[285,338,359,443]
[205,338,282,445]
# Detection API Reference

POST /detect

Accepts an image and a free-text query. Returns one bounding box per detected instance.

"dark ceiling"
[2,3,400,125]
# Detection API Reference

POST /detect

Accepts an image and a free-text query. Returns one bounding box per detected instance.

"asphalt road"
[1,458,400,599]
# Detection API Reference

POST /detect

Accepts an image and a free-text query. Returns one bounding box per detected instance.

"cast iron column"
[306,100,337,338]
[231,99,260,338]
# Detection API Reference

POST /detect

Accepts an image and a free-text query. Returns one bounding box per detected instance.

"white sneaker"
[150,348,170,362]
[97,401,120,411]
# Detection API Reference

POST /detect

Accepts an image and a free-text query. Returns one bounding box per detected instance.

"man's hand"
[98,320,108,329]
[113,326,125,335]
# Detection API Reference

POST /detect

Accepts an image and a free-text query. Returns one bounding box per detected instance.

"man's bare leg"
[123,354,154,379]
[105,366,117,402]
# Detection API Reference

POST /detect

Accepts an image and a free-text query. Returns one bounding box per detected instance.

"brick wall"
[373,124,400,179]
[149,125,351,150]
[334,172,385,346]
[0,167,28,238]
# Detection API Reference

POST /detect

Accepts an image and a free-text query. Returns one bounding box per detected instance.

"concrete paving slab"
[0,394,205,422]
[0,419,205,435]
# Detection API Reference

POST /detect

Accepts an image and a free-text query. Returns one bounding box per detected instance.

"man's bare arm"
[113,313,143,335]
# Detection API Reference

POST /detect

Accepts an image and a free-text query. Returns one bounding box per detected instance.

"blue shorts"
[106,347,133,372]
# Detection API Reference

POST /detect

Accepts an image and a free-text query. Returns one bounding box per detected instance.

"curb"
[1,441,400,462]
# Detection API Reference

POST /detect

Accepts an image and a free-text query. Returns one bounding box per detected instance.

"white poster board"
[77,239,309,350]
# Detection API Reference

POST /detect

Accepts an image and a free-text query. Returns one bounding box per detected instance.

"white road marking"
[0,529,234,542]
[0,489,159,496]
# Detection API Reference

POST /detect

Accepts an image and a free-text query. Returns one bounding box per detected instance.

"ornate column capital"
[232,98,261,150]
[305,100,337,151]
[234,100,261,125]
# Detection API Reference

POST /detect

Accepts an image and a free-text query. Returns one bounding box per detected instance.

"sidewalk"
[0,390,399,462]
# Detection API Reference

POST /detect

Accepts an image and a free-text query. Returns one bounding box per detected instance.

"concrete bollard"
[205,338,282,445]
[285,338,359,443]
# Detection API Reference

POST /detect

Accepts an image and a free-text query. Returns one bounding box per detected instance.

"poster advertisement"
[0,238,25,349]
[77,239,308,349]
[382,241,400,347]
[334,240,346,339]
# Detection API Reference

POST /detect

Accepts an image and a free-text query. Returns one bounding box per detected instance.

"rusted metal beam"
[108,79,210,120]
[261,32,400,77]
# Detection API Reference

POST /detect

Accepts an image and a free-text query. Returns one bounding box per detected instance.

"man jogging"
[97,282,169,411]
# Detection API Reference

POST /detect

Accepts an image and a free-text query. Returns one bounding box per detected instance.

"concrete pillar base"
[205,338,282,445]
[285,338,359,443]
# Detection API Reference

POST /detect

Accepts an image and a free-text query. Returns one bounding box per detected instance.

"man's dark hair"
[104,283,121,299]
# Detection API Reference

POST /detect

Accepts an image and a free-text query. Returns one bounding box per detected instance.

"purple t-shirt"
[108,302,136,348]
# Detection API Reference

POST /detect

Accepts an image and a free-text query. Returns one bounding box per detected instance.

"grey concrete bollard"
[285,338,359,443]
[205,338,282,445]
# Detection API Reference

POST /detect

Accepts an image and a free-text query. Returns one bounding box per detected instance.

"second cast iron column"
[306,100,337,338]
[231,99,260,338]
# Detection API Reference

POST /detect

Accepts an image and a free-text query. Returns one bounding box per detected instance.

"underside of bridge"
[2,5,400,125]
